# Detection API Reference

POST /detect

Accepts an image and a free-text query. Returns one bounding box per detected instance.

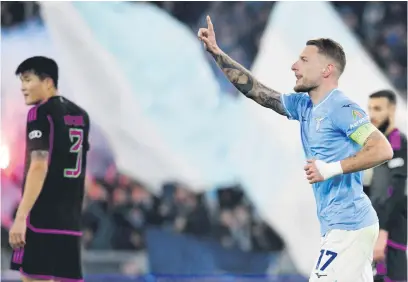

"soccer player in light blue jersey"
[199,16,394,282]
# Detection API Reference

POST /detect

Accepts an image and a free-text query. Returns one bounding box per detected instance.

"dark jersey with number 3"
[23,95,90,233]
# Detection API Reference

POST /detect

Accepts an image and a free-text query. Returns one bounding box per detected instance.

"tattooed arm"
[15,150,49,221]
[212,51,287,116]
[340,130,393,174]
[198,16,287,115]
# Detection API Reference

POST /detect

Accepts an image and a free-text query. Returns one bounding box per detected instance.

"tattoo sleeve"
[31,150,49,161]
[212,52,287,116]
[341,130,393,174]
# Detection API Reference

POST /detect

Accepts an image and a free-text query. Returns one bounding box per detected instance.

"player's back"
[25,96,90,233]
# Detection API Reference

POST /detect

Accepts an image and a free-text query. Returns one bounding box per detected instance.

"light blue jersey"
[281,89,378,236]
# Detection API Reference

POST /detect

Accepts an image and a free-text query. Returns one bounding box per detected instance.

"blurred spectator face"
[185,194,197,208]
[220,209,235,227]
[87,182,107,201]
[292,45,332,93]
[235,205,250,225]
[175,186,190,202]
[378,45,392,61]
[368,97,395,130]
[387,62,402,79]
[131,186,150,204]
[339,7,358,31]
[113,188,127,206]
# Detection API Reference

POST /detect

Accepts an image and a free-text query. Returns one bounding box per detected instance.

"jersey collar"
[312,88,338,111]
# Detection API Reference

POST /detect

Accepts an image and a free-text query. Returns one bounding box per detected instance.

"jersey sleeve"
[330,103,376,145]
[26,106,50,152]
[377,135,407,231]
[280,93,308,121]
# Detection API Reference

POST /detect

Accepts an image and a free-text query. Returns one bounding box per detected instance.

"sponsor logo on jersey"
[29,130,42,140]
[349,116,369,130]
[352,109,364,120]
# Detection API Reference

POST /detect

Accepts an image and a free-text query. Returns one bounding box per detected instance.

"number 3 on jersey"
[64,128,83,178]
[316,249,337,271]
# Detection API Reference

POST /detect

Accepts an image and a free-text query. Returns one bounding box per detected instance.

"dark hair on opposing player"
[306,38,347,76]
[15,56,59,88]
[369,90,397,105]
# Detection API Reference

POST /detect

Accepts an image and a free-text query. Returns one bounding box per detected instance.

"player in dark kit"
[367,90,407,282]
[9,56,90,282]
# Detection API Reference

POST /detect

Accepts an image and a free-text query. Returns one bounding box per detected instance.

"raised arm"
[212,52,286,115]
[198,16,287,116]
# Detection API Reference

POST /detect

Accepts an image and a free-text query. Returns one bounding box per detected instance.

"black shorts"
[375,205,407,281]
[385,245,407,281]
[10,227,83,281]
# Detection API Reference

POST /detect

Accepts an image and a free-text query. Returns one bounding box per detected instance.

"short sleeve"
[280,93,308,121]
[26,106,50,151]
[331,103,375,145]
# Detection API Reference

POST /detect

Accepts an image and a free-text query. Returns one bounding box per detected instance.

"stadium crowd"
[2,1,406,98]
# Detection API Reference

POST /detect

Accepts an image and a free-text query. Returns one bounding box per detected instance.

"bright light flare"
[0,145,10,170]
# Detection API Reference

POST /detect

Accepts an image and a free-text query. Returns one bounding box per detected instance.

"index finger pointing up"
[207,15,214,31]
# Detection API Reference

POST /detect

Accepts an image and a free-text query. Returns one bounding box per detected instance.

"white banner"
[40,2,207,193]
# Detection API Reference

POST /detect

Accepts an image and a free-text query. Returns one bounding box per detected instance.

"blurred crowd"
[156,1,407,98]
[2,2,406,98]
[84,170,284,253]
[2,166,284,255]
[333,1,407,98]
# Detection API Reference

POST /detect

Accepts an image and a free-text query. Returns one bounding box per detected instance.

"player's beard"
[294,83,318,93]
[377,117,390,134]
[294,78,318,93]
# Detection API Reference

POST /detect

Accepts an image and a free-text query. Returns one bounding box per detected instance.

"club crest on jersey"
[315,117,326,131]
[352,110,363,120]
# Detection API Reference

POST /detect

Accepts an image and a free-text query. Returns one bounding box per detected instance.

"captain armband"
[349,123,377,146]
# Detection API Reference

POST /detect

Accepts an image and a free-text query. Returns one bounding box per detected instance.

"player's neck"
[309,83,338,105]
[385,123,396,136]
[40,89,58,103]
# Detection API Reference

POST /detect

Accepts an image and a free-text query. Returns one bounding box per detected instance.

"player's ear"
[322,64,334,78]
[44,77,54,90]
[389,102,396,113]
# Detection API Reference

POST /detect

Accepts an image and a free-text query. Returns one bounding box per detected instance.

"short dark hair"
[306,38,347,75]
[15,56,59,88]
[369,90,397,105]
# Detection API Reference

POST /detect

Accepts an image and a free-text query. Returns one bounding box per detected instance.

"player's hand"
[373,229,388,262]
[197,15,221,55]
[304,159,325,184]
[9,218,27,249]
[305,159,344,183]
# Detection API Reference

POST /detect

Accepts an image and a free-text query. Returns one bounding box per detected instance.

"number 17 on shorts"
[314,249,338,279]
[309,248,338,281]
[309,224,379,282]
